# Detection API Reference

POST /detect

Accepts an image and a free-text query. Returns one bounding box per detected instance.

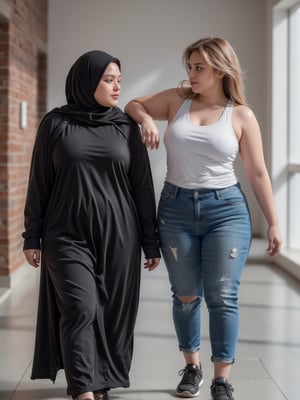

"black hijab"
[53,50,131,126]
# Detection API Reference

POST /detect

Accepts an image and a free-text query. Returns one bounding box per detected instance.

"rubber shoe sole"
[176,378,204,398]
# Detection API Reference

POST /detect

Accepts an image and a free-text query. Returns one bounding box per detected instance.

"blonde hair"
[179,37,247,105]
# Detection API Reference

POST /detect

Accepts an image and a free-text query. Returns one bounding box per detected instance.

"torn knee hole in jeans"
[177,295,199,305]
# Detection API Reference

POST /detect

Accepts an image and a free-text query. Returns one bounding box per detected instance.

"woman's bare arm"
[234,106,282,256]
[125,88,181,149]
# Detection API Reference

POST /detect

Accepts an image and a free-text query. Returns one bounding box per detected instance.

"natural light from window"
[273,0,300,255]
[288,2,300,250]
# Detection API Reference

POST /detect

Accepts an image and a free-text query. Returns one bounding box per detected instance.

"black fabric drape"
[22,50,160,397]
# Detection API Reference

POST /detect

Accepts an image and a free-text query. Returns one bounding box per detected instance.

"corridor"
[0,239,299,400]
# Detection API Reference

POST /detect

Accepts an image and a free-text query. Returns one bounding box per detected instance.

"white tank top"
[164,98,239,189]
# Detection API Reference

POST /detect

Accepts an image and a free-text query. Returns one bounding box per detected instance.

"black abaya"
[22,111,160,396]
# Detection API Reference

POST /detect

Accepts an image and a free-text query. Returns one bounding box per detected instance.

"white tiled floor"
[1,239,300,400]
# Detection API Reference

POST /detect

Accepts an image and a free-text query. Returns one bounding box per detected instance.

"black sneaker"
[210,377,234,400]
[176,363,203,398]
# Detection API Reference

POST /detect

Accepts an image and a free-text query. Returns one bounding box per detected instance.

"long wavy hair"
[179,37,247,105]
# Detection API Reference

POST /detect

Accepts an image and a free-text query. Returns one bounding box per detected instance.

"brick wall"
[0,0,47,284]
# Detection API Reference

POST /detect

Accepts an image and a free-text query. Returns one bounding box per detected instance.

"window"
[273,0,300,252]
[287,3,300,249]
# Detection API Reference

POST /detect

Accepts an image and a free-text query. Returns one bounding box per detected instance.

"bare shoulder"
[232,104,256,121]
[232,105,259,141]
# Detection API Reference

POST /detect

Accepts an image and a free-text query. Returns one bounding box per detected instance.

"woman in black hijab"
[22,50,161,400]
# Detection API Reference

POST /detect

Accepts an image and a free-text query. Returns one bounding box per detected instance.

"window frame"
[273,0,300,251]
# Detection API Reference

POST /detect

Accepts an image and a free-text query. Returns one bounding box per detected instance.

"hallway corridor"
[0,240,299,400]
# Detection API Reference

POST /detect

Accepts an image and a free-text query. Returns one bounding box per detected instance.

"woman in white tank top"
[125,37,282,400]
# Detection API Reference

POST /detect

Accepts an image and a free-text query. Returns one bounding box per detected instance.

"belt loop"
[172,185,179,199]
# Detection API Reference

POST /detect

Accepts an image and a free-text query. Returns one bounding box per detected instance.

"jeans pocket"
[159,183,177,203]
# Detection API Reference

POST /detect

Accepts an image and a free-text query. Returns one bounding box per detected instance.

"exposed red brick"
[0,0,47,281]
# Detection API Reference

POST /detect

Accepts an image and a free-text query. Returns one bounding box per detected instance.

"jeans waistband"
[164,181,241,194]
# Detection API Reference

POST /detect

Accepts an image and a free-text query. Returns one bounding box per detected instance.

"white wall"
[48,0,269,235]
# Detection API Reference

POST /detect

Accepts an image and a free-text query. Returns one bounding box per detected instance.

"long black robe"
[22,110,160,396]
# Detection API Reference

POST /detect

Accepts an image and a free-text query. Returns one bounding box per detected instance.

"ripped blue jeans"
[157,182,252,363]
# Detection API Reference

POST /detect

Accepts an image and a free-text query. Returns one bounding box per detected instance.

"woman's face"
[187,51,222,95]
[94,62,121,107]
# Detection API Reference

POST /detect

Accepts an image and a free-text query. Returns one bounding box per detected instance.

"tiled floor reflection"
[0,239,299,399]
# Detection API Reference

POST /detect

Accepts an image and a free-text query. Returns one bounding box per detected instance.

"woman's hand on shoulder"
[24,249,41,268]
[141,116,160,149]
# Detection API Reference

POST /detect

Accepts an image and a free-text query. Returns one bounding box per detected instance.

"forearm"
[125,101,153,124]
[250,172,279,227]
[125,101,159,149]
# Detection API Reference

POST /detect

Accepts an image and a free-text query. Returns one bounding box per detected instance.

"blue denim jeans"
[157,182,252,363]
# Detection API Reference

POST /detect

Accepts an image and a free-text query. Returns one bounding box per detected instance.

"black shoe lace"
[178,366,202,384]
[212,381,234,399]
